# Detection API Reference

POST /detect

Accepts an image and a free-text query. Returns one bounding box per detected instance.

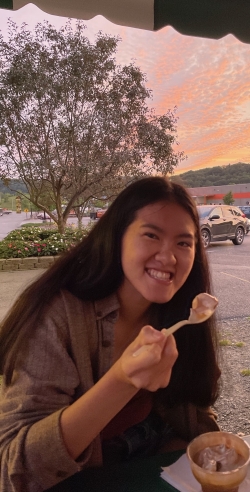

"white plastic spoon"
[132,293,218,357]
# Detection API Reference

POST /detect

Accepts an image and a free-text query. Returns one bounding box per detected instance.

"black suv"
[197,205,247,248]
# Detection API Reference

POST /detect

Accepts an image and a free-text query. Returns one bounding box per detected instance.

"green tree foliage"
[0,20,184,233]
[223,191,234,205]
[171,163,250,188]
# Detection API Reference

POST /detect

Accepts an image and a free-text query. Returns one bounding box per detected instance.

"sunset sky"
[1,4,250,175]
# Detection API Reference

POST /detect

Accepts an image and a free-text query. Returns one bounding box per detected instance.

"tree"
[173,163,250,188]
[170,175,186,187]
[0,20,184,233]
[223,191,234,205]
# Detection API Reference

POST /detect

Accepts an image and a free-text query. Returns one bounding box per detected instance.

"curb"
[0,256,57,271]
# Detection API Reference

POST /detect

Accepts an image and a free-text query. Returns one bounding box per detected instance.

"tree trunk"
[57,216,67,234]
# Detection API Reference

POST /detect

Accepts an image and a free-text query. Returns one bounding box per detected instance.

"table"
[46,450,184,491]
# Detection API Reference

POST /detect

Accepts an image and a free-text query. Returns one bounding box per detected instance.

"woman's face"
[119,201,196,307]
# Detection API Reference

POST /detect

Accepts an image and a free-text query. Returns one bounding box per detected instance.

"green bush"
[0,224,93,259]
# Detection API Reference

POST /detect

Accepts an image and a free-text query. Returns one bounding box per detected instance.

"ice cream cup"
[187,431,250,492]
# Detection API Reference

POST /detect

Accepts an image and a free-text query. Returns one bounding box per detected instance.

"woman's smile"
[146,268,173,282]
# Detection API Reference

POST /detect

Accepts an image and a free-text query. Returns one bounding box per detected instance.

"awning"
[0,0,250,44]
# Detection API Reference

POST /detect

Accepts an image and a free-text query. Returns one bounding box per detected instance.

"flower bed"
[0,224,93,259]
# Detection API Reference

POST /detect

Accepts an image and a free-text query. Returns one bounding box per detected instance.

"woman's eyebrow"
[140,223,164,233]
[177,232,195,240]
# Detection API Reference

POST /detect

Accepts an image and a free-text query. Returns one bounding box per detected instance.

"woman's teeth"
[147,269,171,280]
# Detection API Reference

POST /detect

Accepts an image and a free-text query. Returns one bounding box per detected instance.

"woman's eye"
[145,232,158,239]
[178,241,192,248]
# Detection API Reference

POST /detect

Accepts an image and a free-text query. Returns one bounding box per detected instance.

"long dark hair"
[0,177,220,405]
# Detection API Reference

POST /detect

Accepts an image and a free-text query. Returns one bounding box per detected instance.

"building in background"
[188,183,250,206]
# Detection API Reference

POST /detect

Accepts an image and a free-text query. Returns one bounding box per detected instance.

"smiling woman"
[119,201,196,306]
[0,177,221,492]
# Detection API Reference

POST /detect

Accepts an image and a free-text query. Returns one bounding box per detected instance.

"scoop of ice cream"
[189,293,218,323]
[198,444,239,472]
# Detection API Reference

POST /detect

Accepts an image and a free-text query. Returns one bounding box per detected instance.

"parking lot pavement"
[206,235,250,320]
[0,270,42,322]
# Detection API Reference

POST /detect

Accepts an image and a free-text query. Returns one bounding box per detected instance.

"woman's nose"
[154,247,177,265]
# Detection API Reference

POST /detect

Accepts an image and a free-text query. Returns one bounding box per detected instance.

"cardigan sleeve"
[0,296,95,492]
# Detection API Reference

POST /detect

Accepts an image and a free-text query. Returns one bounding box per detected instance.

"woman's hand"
[61,325,177,460]
[113,325,178,392]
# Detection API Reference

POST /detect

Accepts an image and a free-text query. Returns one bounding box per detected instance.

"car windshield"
[197,206,214,218]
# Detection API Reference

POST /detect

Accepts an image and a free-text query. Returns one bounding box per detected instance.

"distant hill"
[171,163,250,188]
[0,179,28,194]
[2,164,250,194]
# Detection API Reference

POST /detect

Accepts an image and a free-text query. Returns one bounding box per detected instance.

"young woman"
[0,177,221,492]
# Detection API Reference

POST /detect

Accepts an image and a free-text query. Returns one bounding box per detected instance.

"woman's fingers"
[136,324,165,345]
[157,334,178,388]
[118,328,178,391]
[130,325,166,357]
[132,328,165,357]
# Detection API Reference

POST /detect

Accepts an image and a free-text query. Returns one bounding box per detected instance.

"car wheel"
[232,227,245,245]
[201,229,211,248]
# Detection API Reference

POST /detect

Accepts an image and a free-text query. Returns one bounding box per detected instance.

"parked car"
[245,218,250,234]
[50,208,77,217]
[238,206,250,234]
[237,205,250,219]
[2,209,12,214]
[89,208,107,220]
[36,212,51,219]
[197,205,247,248]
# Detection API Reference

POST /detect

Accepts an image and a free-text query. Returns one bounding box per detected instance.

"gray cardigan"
[0,290,219,491]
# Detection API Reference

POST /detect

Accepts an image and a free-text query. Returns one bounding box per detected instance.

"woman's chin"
[143,289,175,305]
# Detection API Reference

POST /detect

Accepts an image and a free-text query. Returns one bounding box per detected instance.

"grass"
[219,339,245,347]
[240,369,250,376]
[219,339,232,346]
